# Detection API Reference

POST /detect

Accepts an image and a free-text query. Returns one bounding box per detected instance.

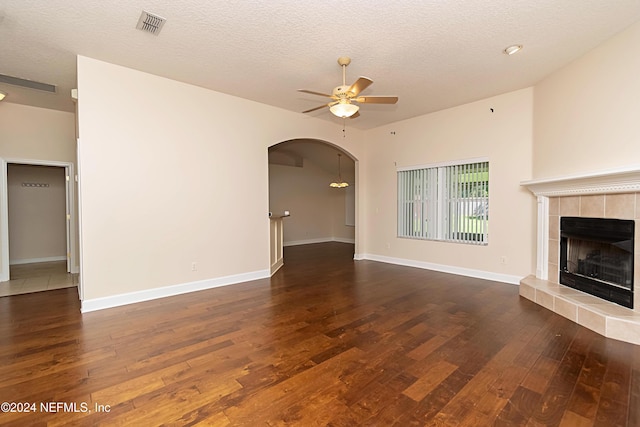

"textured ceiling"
[1,1,640,129]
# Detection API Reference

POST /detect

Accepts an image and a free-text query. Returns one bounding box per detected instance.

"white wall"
[361,88,535,281]
[533,21,640,178]
[333,185,356,242]
[0,103,77,162]
[8,164,67,263]
[269,161,355,245]
[76,56,364,304]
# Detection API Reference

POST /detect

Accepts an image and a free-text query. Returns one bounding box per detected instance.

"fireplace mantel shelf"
[521,165,640,197]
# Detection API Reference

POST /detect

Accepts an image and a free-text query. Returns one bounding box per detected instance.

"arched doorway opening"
[268,139,357,273]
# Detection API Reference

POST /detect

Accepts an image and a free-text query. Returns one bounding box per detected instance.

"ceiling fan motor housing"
[332,85,353,99]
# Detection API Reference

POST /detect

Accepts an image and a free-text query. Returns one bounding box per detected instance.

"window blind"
[398,160,488,244]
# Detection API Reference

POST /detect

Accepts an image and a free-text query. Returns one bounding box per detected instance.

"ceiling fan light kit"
[330,101,359,118]
[299,57,398,119]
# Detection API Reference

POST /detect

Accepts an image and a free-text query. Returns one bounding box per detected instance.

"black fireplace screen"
[560,217,634,308]
[565,238,632,288]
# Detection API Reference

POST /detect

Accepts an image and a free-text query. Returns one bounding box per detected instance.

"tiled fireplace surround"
[520,168,640,345]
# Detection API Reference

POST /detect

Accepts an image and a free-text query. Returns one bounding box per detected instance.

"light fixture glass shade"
[329,153,349,188]
[329,102,359,118]
[0,91,6,101]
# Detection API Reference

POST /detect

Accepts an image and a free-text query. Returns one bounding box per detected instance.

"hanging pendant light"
[330,153,349,188]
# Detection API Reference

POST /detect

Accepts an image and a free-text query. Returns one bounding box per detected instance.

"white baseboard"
[80,269,270,313]
[358,253,522,285]
[333,237,356,244]
[10,256,67,265]
[284,237,355,247]
[284,237,330,246]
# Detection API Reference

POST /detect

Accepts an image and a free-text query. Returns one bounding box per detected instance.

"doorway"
[0,159,78,293]
[268,139,356,258]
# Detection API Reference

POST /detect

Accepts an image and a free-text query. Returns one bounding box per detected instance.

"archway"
[267,139,357,273]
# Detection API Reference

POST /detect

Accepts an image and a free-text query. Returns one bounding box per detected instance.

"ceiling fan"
[298,57,398,119]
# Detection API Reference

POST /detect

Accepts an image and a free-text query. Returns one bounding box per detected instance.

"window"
[397,159,489,244]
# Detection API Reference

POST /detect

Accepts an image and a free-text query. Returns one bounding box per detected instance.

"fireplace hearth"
[560,216,634,308]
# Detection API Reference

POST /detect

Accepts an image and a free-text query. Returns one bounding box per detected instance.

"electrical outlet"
[500,256,507,265]
[191,262,197,271]
[386,243,391,249]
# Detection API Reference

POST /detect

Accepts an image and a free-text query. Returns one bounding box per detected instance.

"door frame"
[0,157,77,282]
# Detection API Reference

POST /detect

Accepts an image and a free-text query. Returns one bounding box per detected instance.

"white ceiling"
[2,1,640,130]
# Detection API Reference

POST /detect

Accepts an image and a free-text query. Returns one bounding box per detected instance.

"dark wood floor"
[0,242,638,426]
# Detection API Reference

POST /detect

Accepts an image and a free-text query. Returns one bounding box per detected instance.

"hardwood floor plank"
[402,359,459,402]
[594,397,628,427]
[520,355,561,394]
[627,367,640,426]
[495,385,542,425]
[401,368,474,424]
[531,349,587,426]
[90,362,188,404]
[0,243,636,425]
[224,347,364,425]
[558,411,594,427]
[566,382,601,420]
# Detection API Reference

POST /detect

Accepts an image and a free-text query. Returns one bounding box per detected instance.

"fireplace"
[520,171,640,344]
[560,216,634,308]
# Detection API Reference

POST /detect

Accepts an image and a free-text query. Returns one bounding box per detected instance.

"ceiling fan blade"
[298,89,333,98]
[347,77,373,96]
[302,101,339,114]
[354,96,398,104]
[302,104,330,113]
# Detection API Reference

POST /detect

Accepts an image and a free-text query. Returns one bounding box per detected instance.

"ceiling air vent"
[136,10,166,35]
[0,74,56,93]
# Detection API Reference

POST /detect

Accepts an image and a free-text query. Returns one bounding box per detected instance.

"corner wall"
[361,88,535,282]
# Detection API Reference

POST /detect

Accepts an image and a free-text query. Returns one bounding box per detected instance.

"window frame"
[397,157,489,245]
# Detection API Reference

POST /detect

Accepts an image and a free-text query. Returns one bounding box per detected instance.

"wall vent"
[136,10,166,35]
[0,74,56,93]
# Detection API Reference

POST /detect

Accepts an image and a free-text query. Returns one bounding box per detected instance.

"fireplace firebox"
[560,217,634,309]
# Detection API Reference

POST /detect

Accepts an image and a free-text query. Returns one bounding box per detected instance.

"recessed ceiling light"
[0,90,6,101]
[504,45,523,55]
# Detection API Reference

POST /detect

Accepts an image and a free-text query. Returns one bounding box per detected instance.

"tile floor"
[0,261,78,297]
